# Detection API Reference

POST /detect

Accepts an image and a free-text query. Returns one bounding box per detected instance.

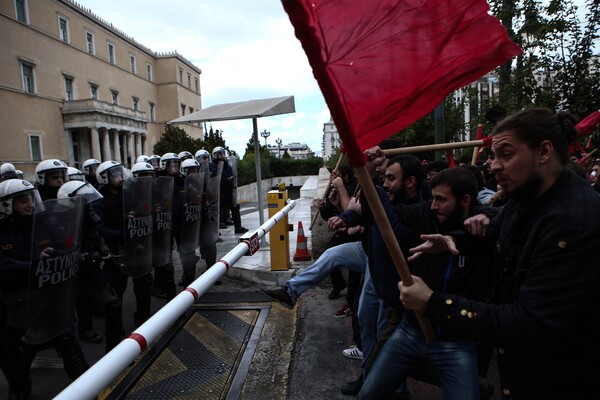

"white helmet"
[0,179,43,216]
[131,162,155,180]
[82,159,101,176]
[160,152,180,171]
[96,161,125,185]
[212,146,226,159]
[35,159,68,185]
[181,159,201,176]
[67,167,85,182]
[14,170,24,179]
[136,155,149,163]
[148,155,161,169]
[0,163,17,179]
[195,149,211,162]
[178,151,193,161]
[57,181,103,204]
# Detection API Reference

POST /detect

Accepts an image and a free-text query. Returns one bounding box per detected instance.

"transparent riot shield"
[123,176,153,277]
[203,161,223,245]
[228,155,238,207]
[153,176,174,267]
[198,158,210,192]
[25,196,84,345]
[179,173,204,253]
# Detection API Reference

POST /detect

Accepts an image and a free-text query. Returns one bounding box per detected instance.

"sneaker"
[235,227,249,234]
[225,219,234,226]
[334,304,352,318]
[342,345,363,360]
[219,223,227,229]
[260,287,295,309]
[341,376,363,395]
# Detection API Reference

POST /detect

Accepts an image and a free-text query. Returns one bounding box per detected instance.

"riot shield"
[123,176,153,277]
[179,173,204,253]
[203,161,223,245]
[198,158,211,191]
[228,155,238,207]
[153,176,174,267]
[24,196,84,345]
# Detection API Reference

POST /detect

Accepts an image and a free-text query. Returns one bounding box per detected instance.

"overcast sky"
[76,0,329,157]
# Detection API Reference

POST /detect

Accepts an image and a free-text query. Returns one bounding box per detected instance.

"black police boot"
[104,297,124,353]
[55,334,90,380]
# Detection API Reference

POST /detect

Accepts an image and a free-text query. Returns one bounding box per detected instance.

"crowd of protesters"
[262,107,600,399]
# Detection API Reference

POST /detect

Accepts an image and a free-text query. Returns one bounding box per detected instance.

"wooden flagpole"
[383,138,489,157]
[353,164,436,342]
[309,151,345,230]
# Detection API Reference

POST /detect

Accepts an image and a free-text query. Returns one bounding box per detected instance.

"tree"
[153,124,204,155]
[204,125,237,157]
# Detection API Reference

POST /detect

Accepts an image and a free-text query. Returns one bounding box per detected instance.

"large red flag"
[576,110,600,137]
[282,0,521,166]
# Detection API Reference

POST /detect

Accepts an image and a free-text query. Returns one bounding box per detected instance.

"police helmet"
[0,163,17,179]
[57,181,103,204]
[67,167,86,182]
[148,155,161,169]
[178,151,193,161]
[212,146,226,159]
[136,155,149,164]
[96,161,125,185]
[0,179,43,216]
[35,159,68,185]
[160,152,180,171]
[82,159,101,176]
[14,170,24,179]
[195,149,211,162]
[131,162,155,180]
[181,159,201,176]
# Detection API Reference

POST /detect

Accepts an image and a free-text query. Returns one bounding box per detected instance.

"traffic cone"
[293,221,312,261]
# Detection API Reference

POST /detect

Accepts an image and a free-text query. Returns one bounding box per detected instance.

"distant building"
[267,142,314,159]
[0,0,202,173]
[321,117,340,161]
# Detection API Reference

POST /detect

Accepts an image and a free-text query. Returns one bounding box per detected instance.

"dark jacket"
[426,171,600,399]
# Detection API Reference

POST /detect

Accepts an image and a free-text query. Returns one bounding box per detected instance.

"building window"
[146,64,152,81]
[20,62,35,94]
[85,31,95,54]
[187,73,191,88]
[58,16,69,43]
[194,78,199,93]
[189,107,194,114]
[64,76,74,101]
[107,43,115,64]
[149,102,155,122]
[129,54,136,74]
[90,84,98,100]
[15,0,28,23]
[111,90,118,105]
[181,104,186,116]
[29,134,42,162]
[179,68,183,84]
[132,97,139,111]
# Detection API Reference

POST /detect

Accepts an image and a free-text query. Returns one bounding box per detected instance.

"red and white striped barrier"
[54,199,296,400]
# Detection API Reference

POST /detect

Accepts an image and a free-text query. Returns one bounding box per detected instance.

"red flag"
[282,0,521,166]
[445,149,457,168]
[471,124,485,164]
[576,111,600,137]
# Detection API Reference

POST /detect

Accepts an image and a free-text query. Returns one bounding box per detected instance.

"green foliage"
[237,152,323,186]
[153,124,203,155]
[204,125,237,157]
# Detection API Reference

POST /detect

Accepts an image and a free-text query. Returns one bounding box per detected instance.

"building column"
[142,134,148,155]
[65,129,75,166]
[102,128,112,160]
[134,133,142,157]
[127,132,135,167]
[112,130,122,163]
[90,128,102,160]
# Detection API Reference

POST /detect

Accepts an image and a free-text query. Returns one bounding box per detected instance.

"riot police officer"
[211,147,247,233]
[95,161,153,327]
[34,159,69,200]
[0,179,89,398]
[82,159,101,189]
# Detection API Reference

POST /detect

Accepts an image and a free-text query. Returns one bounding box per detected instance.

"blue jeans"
[358,319,480,400]
[357,265,387,375]
[285,241,366,303]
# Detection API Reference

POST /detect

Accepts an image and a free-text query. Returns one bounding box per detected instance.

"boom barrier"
[54,200,297,400]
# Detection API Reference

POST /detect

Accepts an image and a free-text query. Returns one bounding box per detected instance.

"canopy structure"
[169,95,296,233]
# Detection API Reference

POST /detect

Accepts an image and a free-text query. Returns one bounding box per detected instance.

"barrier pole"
[54,200,296,400]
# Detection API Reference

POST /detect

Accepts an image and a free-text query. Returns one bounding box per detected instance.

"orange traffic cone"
[293,221,312,261]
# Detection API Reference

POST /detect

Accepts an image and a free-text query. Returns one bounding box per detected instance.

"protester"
[400,108,600,399]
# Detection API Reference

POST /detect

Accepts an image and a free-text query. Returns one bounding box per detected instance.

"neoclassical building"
[0,0,202,175]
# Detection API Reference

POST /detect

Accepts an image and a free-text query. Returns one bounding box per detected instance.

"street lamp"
[276,137,283,158]
[260,129,270,146]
